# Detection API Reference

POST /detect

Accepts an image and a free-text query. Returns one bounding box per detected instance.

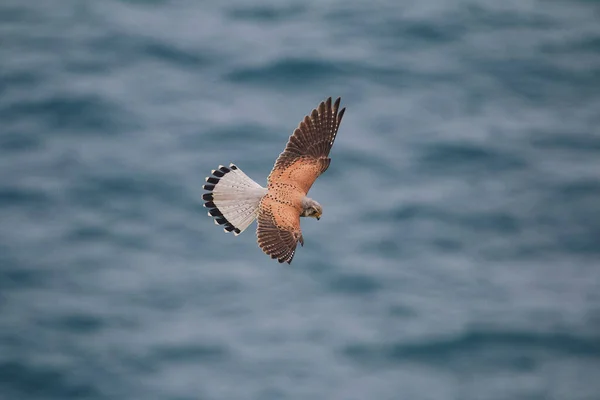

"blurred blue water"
[1,0,600,399]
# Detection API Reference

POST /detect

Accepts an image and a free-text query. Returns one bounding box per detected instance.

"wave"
[343,330,600,366]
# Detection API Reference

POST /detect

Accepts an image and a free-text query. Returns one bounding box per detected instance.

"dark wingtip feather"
[203,184,215,191]
[206,177,219,184]
[318,100,326,114]
[202,193,213,201]
[212,169,225,178]
[204,201,216,208]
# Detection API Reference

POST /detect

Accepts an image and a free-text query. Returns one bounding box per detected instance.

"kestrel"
[202,97,345,264]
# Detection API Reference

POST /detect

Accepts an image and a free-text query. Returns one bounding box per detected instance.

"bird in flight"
[202,97,346,264]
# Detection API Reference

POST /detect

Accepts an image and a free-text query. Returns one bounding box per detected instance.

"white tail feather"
[202,163,266,235]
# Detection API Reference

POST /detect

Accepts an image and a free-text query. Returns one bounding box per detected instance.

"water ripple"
[343,330,600,366]
[0,361,100,399]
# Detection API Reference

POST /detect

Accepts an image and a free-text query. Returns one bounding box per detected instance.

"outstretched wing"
[256,198,304,264]
[268,97,346,194]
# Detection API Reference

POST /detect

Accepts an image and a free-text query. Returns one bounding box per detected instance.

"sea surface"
[1,0,599,399]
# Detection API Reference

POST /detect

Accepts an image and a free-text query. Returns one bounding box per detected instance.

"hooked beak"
[316,214,321,221]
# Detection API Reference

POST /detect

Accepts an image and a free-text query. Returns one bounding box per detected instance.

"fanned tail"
[202,163,267,235]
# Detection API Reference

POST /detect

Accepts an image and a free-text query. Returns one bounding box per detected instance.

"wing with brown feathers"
[256,198,304,264]
[268,97,346,194]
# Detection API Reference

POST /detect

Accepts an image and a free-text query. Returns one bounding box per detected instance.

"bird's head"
[301,197,323,220]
